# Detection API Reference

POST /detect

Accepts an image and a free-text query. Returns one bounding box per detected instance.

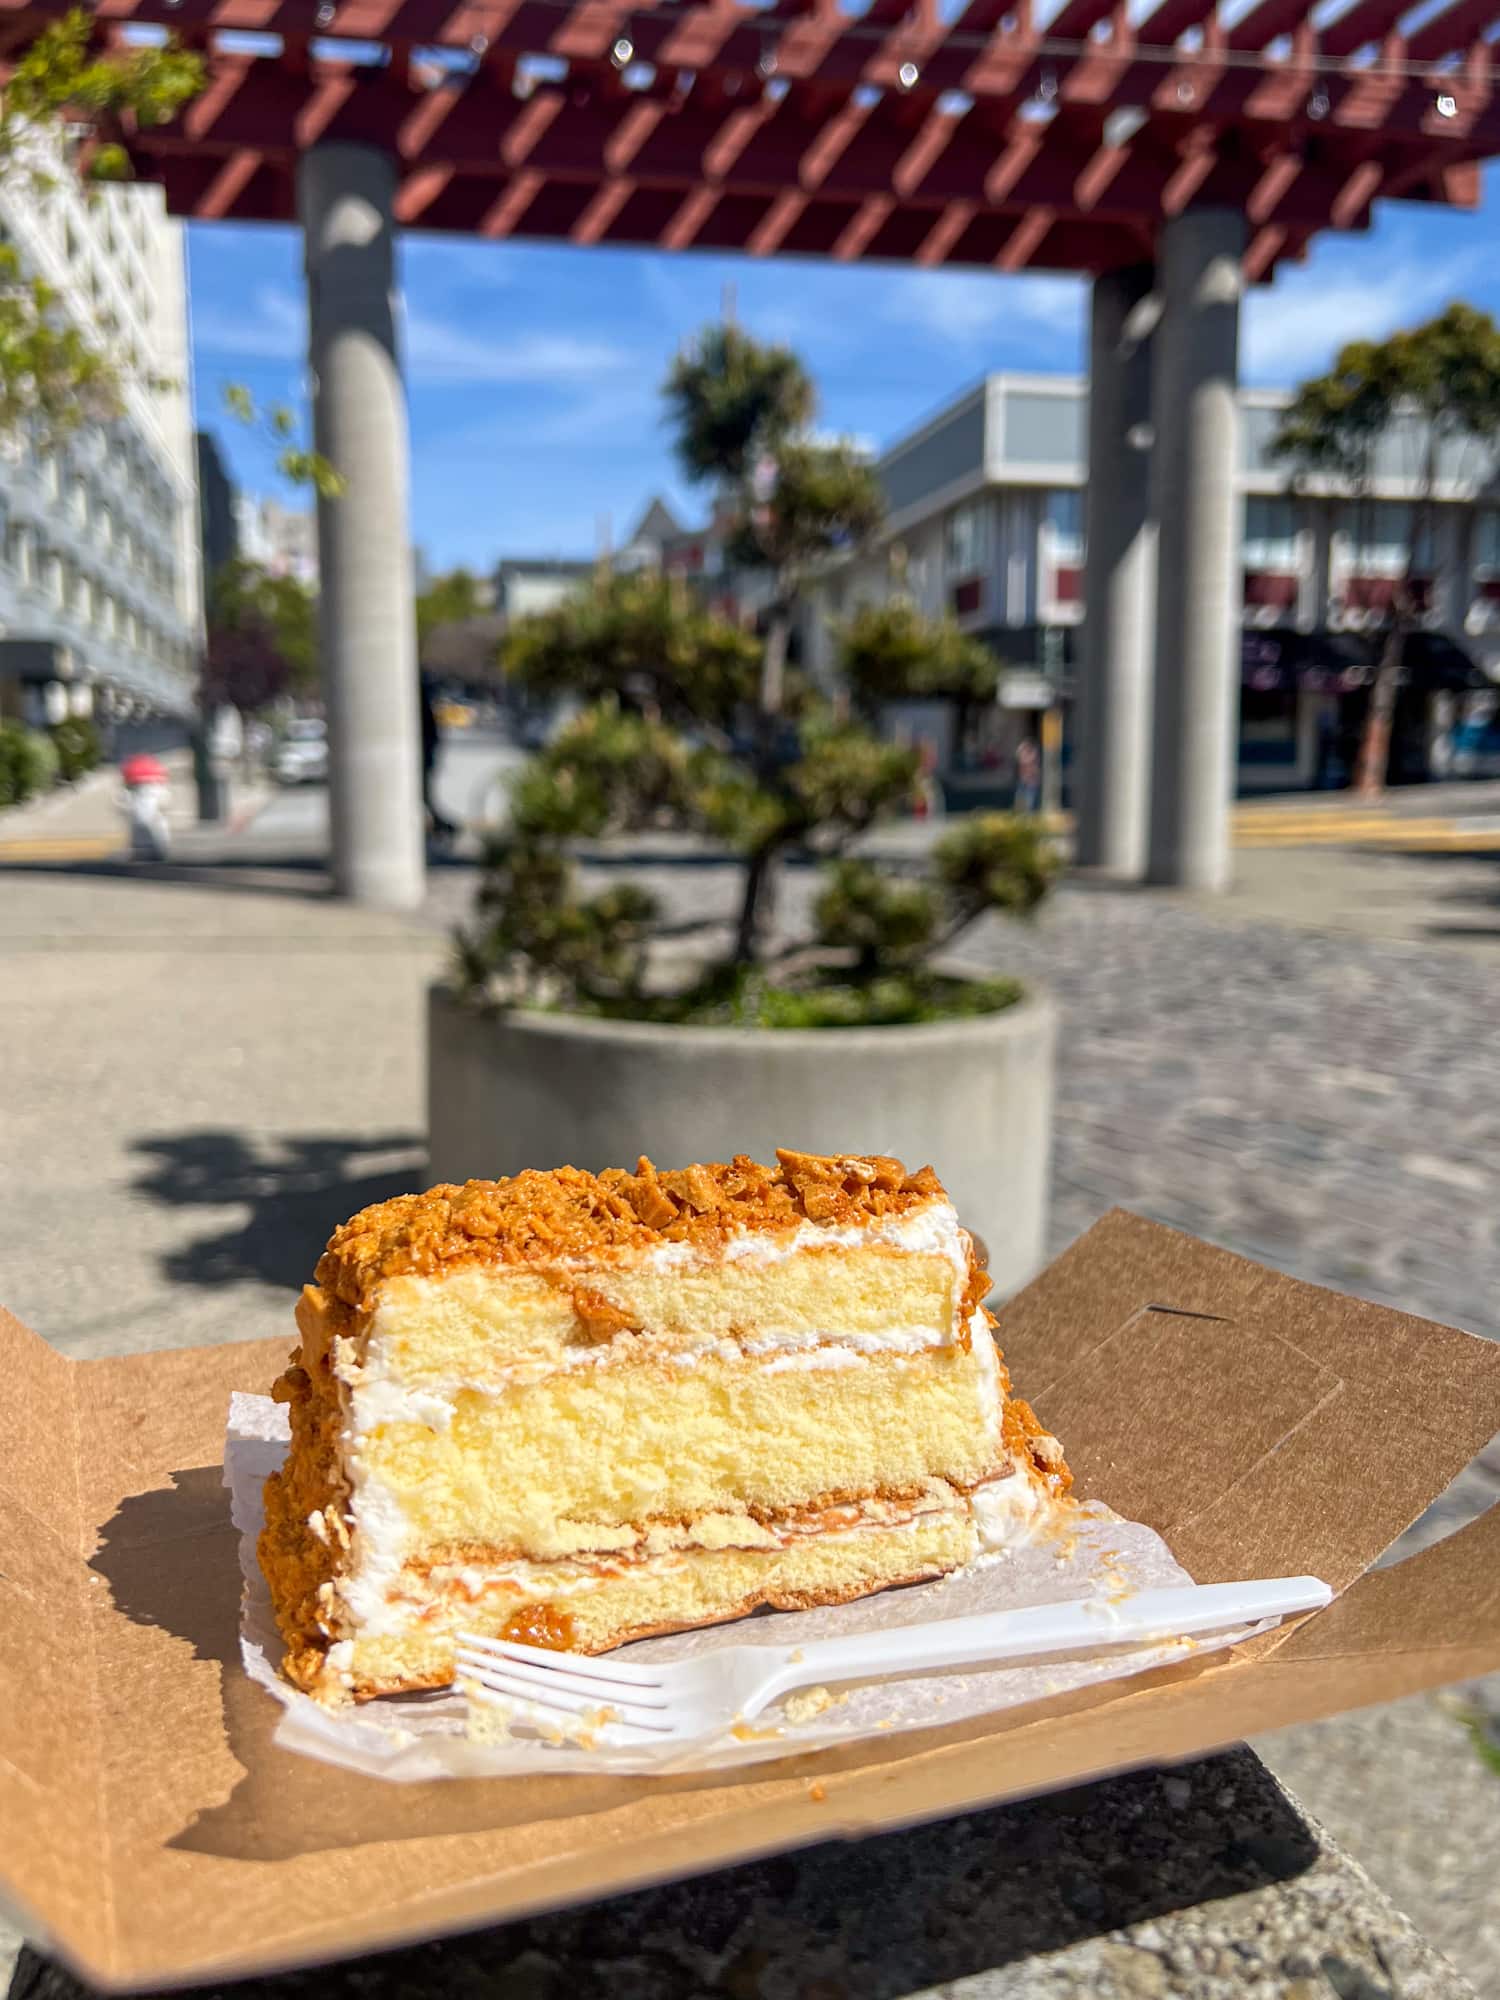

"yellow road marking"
[0,836,122,861]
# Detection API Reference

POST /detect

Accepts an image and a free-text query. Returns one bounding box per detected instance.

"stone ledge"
[5,1747,1475,2000]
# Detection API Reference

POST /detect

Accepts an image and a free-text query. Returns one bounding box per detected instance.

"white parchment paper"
[228,1393,1267,1781]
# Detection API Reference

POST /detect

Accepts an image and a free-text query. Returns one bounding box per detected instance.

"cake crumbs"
[783,1685,848,1725]
[730,1718,784,1742]
[807,1781,827,1803]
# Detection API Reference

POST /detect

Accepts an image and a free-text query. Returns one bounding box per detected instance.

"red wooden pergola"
[2,0,1495,277]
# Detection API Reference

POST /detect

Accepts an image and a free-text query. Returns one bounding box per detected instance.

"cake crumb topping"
[317,1150,960,1309]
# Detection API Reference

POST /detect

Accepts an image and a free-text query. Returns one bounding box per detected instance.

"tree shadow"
[128,1129,426,1291]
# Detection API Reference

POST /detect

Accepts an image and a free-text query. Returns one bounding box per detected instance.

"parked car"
[274,717,328,786]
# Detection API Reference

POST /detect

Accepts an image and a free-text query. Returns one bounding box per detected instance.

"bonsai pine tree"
[456,325,1056,1028]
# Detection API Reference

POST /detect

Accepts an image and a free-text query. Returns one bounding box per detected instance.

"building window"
[1341,502,1433,572]
[1243,496,1299,572]
[1474,510,1500,574]
[1044,488,1084,561]
[945,502,984,578]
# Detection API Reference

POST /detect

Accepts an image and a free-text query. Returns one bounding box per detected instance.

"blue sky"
[188,167,1500,575]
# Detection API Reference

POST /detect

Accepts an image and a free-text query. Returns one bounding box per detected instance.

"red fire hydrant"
[119,753,172,862]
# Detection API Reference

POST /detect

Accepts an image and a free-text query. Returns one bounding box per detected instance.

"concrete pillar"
[298,143,425,909]
[1076,263,1157,875]
[1147,209,1244,892]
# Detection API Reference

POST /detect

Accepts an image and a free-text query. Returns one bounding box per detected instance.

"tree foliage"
[461,341,1052,1026]
[502,571,761,732]
[0,17,338,496]
[201,559,318,711]
[417,566,486,649]
[664,323,813,485]
[0,13,202,447]
[1273,304,1500,795]
[841,600,1000,713]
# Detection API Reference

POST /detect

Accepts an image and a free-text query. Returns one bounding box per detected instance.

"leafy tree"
[202,559,317,711]
[461,340,1056,1028]
[1274,305,1500,795]
[416,567,487,651]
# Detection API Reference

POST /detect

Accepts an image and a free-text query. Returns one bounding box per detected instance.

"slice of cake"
[259,1150,1071,1702]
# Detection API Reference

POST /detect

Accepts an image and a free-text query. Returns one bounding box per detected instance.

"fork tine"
[462,1670,674,1736]
[456,1629,668,1691]
[455,1651,670,1721]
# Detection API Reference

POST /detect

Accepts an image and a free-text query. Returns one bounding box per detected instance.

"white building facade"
[813,373,1500,663]
[0,169,201,724]
[808,373,1500,795]
[235,495,318,588]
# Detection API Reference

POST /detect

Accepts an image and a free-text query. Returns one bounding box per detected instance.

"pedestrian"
[420,672,459,846]
[1013,736,1041,814]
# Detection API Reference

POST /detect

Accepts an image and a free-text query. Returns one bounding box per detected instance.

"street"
[218,726,525,853]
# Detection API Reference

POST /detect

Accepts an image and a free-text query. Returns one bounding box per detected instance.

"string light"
[897,58,920,88]
[1306,86,1329,117]
[224,0,1484,98]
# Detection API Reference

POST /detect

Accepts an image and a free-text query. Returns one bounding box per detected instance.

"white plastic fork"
[457,1573,1331,1747]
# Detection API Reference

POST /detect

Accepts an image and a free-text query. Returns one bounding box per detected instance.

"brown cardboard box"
[4,1209,1500,1991]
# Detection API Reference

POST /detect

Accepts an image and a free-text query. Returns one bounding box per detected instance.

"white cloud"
[404,312,626,385]
[883,269,1084,347]
[1242,250,1481,385]
[193,284,630,386]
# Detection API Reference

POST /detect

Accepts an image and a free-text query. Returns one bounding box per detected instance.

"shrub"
[50,713,101,782]
[0,722,59,806]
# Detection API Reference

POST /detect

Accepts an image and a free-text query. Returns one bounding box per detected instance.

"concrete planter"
[428,984,1056,1299]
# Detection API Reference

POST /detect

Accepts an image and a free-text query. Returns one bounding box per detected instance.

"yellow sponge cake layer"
[364,1238,965,1385]
[259,1152,1072,1704]
[334,1506,983,1698]
[354,1342,1002,1560]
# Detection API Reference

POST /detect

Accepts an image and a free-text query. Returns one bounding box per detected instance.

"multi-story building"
[492,556,595,621]
[810,374,1500,792]
[196,430,240,584]
[235,495,318,588]
[0,167,202,727]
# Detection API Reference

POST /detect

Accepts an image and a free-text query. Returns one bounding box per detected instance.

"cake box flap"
[4,1214,1500,1989]
[993,1209,1500,1599]
[0,1308,110,1973]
